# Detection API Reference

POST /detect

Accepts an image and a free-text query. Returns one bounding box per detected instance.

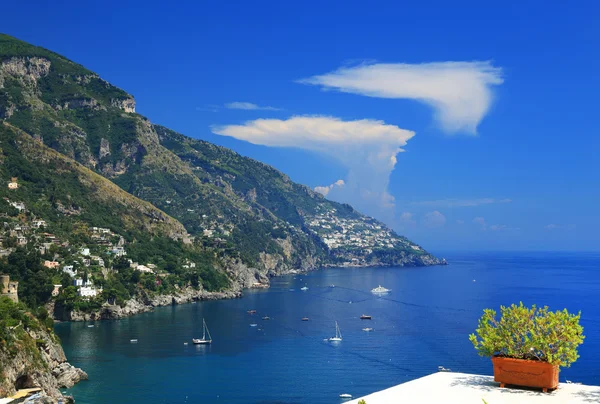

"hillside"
[0,33,443,280]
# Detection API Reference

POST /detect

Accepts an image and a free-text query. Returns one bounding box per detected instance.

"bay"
[55,251,600,403]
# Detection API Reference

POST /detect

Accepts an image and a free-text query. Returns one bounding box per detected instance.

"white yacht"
[329,321,342,342]
[192,318,212,345]
[371,285,391,294]
[300,285,309,291]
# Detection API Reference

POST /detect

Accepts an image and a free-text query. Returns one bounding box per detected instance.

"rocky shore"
[53,287,242,322]
[0,325,87,403]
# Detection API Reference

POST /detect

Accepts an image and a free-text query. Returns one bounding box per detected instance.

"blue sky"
[4,1,599,251]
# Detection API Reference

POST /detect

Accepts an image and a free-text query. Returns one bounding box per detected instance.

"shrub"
[469,302,584,367]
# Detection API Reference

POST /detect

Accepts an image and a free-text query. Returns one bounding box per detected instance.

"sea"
[55,251,600,403]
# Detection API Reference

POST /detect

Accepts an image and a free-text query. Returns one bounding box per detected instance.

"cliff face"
[0,299,86,402]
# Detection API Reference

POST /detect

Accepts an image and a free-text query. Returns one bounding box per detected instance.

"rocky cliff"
[0,299,86,403]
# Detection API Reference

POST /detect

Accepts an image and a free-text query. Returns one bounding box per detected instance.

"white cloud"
[224,102,281,111]
[196,105,220,112]
[424,211,446,228]
[545,224,576,230]
[456,219,465,225]
[411,198,512,208]
[299,61,503,134]
[213,116,414,217]
[474,217,516,231]
[315,179,345,196]
[399,212,416,228]
[473,216,487,230]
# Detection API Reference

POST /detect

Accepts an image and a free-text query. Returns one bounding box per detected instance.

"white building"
[131,263,153,273]
[79,247,90,256]
[78,286,102,298]
[111,246,126,257]
[32,220,46,229]
[63,265,76,278]
[10,201,25,211]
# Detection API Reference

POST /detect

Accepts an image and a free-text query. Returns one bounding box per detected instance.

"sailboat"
[192,318,212,345]
[329,321,342,342]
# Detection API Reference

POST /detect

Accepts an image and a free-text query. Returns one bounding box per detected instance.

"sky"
[4,1,600,252]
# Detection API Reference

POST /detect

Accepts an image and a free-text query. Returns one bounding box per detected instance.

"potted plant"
[469,302,584,392]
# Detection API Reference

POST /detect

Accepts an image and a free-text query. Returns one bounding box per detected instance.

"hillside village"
[0,180,168,303]
[305,206,422,258]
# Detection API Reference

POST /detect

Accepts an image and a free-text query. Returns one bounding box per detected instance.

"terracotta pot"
[492,356,559,392]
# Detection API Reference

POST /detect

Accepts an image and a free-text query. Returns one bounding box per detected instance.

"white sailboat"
[192,318,212,345]
[329,321,342,342]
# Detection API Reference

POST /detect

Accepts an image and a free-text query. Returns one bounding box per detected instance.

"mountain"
[0,33,443,303]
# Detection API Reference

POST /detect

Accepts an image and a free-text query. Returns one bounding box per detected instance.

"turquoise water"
[55,252,600,403]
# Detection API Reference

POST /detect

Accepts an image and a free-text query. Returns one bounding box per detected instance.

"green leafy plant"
[358,400,366,404]
[469,302,584,367]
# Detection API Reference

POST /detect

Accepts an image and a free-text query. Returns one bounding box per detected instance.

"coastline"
[53,257,447,323]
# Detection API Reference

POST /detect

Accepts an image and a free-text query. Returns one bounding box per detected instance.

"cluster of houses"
[0,190,206,303]
[306,206,415,253]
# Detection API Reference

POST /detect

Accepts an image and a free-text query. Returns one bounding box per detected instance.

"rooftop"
[347,372,600,404]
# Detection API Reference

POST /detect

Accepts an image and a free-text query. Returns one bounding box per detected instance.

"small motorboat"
[87,324,95,328]
[329,284,335,288]
[183,342,188,345]
[438,366,452,372]
[362,328,373,332]
[339,393,352,398]
[247,310,257,314]
[300,286,309,291]
[371,285,391,294]
[250,323,258,327]
[301,317,309,321]
[130,339,138,343]
[262,316,270,320]
[360,314,372,320]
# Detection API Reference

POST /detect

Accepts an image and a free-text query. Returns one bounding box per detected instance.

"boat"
[192,318,212,345]
[438,366,452,372]
[360,314,372,320]
[183,342,188,345]
[247,309,257,314]
[130,339,138,343]
[250,323,258,327]
[362,327,373,332]
[339,393,352,398]
[301,317,309,321]
[329,284,335,288]
[329,321,342,342]
[87,324,94,328]
[371,285,391,294]
[262,316,270,320]
[300,286,309,291]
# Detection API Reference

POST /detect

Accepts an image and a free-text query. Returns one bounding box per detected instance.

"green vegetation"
[0,33,441,321]
[0,297,51,357]
[469,302,585,367]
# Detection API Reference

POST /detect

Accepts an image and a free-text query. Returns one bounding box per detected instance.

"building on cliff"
[8,177,18,190]
[1,274,18,302]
